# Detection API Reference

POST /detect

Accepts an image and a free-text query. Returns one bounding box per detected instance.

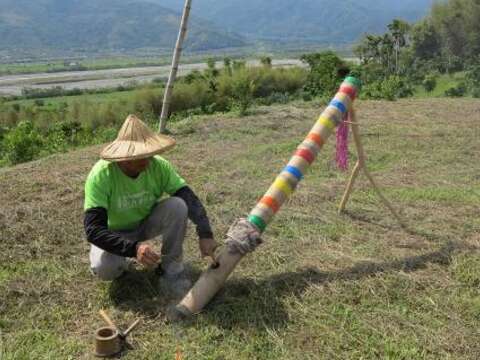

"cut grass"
[0,98,479,359]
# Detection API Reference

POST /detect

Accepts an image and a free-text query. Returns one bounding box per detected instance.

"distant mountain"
[0,0,435,59]
[0,0,246,55]
[158,0,434,44]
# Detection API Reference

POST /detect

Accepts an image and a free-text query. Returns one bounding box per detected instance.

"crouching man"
[83,114,217,292]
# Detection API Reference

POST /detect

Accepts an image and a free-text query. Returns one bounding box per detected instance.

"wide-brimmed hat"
[100,115,176,161]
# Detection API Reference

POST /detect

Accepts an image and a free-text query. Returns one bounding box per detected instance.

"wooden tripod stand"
[338,108,407,229]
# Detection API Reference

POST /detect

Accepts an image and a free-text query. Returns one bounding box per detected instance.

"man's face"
[118,157,151,177]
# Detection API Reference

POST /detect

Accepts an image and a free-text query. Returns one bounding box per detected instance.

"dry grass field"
[1,98,479,359]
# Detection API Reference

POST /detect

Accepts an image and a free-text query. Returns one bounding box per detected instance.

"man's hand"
[136,243,161,268]
[199,238,218,260]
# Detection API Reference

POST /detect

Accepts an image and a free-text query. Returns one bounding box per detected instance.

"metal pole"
[158,0,192,133]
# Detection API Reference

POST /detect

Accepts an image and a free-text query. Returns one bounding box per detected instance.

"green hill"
[159,0,433,43]
[0,0,246,55]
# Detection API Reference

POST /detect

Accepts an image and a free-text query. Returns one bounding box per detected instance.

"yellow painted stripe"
[273,177,293,197]
[317,116,335,130]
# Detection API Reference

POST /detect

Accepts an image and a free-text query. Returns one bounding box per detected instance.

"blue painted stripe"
[283,165,303,180]
[330,99,347,114]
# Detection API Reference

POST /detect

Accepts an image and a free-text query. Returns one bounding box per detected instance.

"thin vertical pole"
[343,108,407,228]
[159,0,192,133]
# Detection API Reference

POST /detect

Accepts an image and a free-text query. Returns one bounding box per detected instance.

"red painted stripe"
[260,196,280,213]
[339,84,357,100]
[295,148,315,164]
[307,132,324,148]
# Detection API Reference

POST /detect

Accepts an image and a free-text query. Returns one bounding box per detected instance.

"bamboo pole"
[338,108,407,228]
[158,0,192,133]
[338,160,361,213]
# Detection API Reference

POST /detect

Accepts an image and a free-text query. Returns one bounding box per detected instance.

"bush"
[227,69,256,116]
[183,70,204,84]
[422,74,437,92]
[3,120,44,164]
[243,67,307,99]
[272,68,308,94]
[301,51,346,97]
[21,86,88,99]
[260,56,272,67]
[133,88,164,116]
[232,60,246,71]
[100,103,126,127]
[22,86,64,98]
[170,80,216,114]
[264,92,290,105]
[362,76,413,100]
[0,110,19,127]
[0,125,8,155]
[466,63,480,96]
[363,81,385,100]
[90,126,117,145]
[445,83,466,97]
[223,57,233,76]
[45,125,69,153]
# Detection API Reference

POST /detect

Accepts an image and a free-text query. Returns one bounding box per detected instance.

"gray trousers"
[90,197,188,281]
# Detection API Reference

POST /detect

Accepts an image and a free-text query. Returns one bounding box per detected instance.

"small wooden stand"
[338,108,407,229]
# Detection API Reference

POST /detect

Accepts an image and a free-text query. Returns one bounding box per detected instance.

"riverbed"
[0,59,304,96]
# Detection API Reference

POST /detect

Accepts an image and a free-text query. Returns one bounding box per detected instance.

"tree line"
[353,0,480,98]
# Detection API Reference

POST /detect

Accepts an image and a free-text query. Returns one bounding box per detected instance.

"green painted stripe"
[344,76,362,91]
[248,214,267,232]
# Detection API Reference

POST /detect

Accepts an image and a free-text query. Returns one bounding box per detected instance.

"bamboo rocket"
[248,76,361,232]
[171,76,362,319]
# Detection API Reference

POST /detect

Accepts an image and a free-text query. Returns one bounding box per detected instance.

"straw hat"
[100,115,176,161]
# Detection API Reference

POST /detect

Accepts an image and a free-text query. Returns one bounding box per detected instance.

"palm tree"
[388,19,411,74]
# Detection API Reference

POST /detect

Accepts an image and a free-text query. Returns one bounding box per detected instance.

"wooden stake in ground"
[338,108,407,228]
[158,0,192,134]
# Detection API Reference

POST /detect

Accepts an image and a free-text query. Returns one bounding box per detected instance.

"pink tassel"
[336,113,349,171]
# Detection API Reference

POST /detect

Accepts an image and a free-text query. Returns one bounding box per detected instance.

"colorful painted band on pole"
[248,76,361,232]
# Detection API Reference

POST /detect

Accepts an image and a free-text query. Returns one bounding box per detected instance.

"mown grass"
[0,98,479,359]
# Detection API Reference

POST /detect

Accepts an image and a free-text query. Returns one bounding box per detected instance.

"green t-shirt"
[84,156,186,231]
